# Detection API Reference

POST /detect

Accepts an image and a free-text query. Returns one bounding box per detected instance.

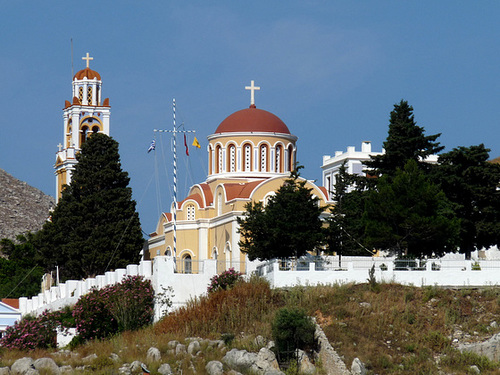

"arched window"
[260,144,268,172]
[275,145,283,173]
[91,125,100,134]
[165,247,172,256]
[80,126,89,145]
[208,146,213,175]
[66,120,72,147]
[225,243,232,269]
[183,254,192,274]
[243,143,252,172]
[216,145,222,173]
[288,145,294,172]
[186,204,195,221]
[217,192,223,216]
[212,247,218,260]
[227,144,236,172]
[78,86,83,104]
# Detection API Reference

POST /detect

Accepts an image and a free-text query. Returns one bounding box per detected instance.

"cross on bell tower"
[82,52,93,68]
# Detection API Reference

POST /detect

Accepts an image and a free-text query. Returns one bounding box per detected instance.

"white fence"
[257,256,500,288]
[17,255,500,322]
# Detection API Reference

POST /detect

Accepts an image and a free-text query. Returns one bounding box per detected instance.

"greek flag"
[147,140,156,153]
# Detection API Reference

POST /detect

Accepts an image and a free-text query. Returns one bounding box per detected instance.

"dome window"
[260,144,268,172]
[243,144,252,172]
[228,145,236,172]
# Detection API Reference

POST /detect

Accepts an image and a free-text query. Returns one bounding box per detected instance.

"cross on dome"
[82,53,93,68]
[57,143,63,151]
[245,80,260,107]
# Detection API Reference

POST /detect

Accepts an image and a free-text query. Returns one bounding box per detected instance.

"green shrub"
[271,307,316,360]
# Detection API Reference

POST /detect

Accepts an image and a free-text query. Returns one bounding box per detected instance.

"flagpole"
[153,99,196,261]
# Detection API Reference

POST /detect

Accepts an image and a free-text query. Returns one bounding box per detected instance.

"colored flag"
[184,134,189,156]
[192,137,201,148]
[147,140,156,153]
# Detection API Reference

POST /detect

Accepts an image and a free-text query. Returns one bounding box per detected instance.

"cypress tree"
[36,134,143,280]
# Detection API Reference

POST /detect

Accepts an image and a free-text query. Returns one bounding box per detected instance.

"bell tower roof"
[74,67,101,81]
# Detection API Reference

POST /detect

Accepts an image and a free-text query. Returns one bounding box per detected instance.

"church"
[146,81,331,273]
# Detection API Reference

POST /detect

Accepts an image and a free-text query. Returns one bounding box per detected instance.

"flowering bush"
[106,275,155,331]
[207,268,243,294]
[73,287,117,341]
[73,275,154,340]
[0,308,73,350]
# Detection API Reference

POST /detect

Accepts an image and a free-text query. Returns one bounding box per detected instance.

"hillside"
[3,279,500,374]
[0,168,55,241]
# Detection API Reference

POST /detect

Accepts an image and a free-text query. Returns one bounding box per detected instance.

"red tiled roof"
[224,180,265,201]
[74,67,101,80]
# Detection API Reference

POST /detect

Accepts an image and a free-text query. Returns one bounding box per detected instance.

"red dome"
[215,106,291,134]
[74,68,101,80]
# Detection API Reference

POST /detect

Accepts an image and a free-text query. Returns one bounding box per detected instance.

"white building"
[321,141,439,200]
[321,141,383,200]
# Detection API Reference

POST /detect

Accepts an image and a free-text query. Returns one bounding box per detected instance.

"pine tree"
[36,134,143,280]
[363,160,459,258]
[237,168,324,261]
[366,100,444,177]
[434,144,500,259]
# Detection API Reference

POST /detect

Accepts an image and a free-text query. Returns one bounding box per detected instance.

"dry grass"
[3,278,500,374]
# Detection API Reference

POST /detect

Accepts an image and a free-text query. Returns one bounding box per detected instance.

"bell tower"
[54,53,111,201]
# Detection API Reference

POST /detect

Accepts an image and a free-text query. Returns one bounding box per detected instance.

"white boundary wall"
[17,255,500,321]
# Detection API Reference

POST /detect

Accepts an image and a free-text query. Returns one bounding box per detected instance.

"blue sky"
[1,1,499,234]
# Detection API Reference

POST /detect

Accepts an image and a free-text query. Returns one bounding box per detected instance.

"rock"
[82,353,97,363]
[469,365,481,374]
[254,335,266,348]
[188,340,201,356]
[297,350,315,375]
[33,358,60,375]
[118,363,131,374]
[0,367,10,375]
[359,302,371,309]
[167,340,179,349]
[59,366,73,374]
[255,348,280,372]
[351,358,367,375]
[223,349,258,373]
[490,321,498,329]
[110,353,121,362]
[130,361,145,373]
[147,347,161,362]
[157,363,173,375]
[459,332,500,361]
[205,361,224,375]
[266,340,275,350]
[11,357,34,375]
[175,343,187,356]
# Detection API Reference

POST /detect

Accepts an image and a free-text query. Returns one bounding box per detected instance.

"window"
[260,145,268,172]
[80,126,89,145]
[78,87,83,104]
[243,144,252,171]
[186,204,195,221]
[228,145,236,172]
[87,86,93,105]
[183,254,192,274]
[288,145,294,171]
[217,192,223,216]
[275,145,283,173]
[216,146,222,173]
[165,247,172,256]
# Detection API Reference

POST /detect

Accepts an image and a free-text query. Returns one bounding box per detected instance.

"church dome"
[215,106,291,134]
[74,68,101,80]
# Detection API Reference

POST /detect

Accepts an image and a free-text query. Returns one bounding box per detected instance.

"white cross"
[245,80,260,106]
[57,143,63,151]
[82,53,93,68]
